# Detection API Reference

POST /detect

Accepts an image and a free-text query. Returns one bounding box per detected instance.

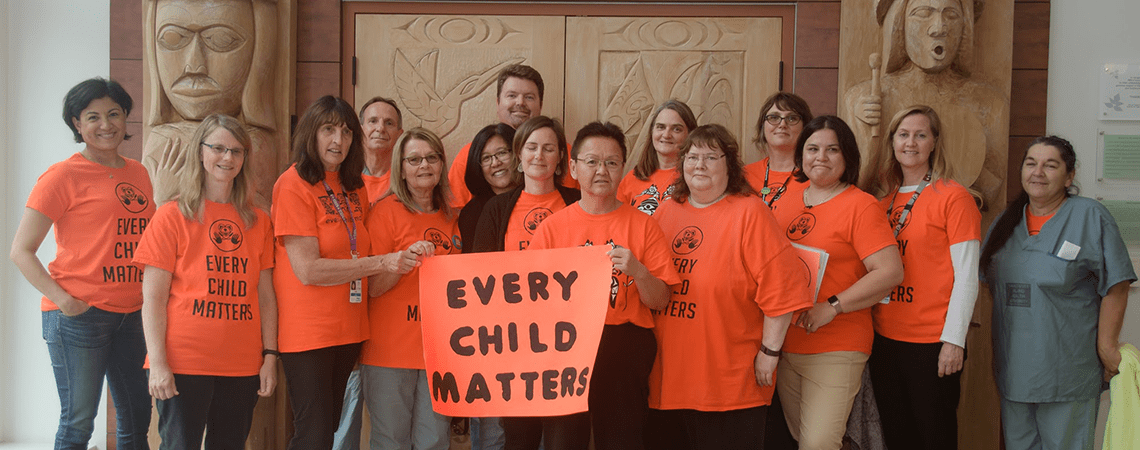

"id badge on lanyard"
[323,180,364,304]
[881,172,931,304]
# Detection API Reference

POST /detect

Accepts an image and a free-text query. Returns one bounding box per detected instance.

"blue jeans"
[332,366,364,450]
[43,307,151,450]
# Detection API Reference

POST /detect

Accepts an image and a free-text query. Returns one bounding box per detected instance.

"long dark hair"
[291,96,366,191]
[979,135,1078,272]
[464,123,518,198]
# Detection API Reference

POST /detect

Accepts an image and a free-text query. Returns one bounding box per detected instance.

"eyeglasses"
[765,114,802,126]
[201,142,246,158]
[404,154,443,166]
[480,149,512,167]
[683,153,725,164]
[575,158,623,170]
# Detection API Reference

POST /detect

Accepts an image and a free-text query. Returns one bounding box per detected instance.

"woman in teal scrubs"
[980,136,1134,450]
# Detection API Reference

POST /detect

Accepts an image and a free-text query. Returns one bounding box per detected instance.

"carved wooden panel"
[355,14,565,162]
[141,0,295,205]
[566,17,782,165]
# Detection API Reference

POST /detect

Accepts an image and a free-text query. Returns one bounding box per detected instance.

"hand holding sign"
[419,246,611,417]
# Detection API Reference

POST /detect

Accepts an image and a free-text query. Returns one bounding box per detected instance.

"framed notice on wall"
[1098,131,1140,181]
[1100,63,1140,120]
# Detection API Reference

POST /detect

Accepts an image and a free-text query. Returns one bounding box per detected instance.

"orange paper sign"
[419,246,611,417]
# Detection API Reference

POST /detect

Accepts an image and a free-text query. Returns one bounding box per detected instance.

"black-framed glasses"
[764,114,802,126]
[201,142,246,158]
[404,154,443,166]
[480,149,512,167]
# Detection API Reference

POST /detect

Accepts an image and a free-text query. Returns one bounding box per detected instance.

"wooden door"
[565,17,783,165]
[354,14,566,162]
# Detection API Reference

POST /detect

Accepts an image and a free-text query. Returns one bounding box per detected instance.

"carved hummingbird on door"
[394,49,525,138]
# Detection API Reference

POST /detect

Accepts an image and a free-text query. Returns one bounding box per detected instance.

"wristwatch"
[827,295,843,314]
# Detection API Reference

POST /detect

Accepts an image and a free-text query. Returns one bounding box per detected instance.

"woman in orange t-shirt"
[271,96,421,449]
[743,92,813,215]
[136,114,278,447]
[11,78,153,448]
[616,100,696,216]
[471,116,584,450]
[774,116,903,450]
[361,128,460,450]
[861,106,982,450]
[647,124,812,449]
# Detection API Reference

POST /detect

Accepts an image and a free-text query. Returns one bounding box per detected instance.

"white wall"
[2,0,111,446]
[0,0,10,439]
[1047,0,1140,446]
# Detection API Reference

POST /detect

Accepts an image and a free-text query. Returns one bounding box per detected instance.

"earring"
[517,164,524,172]
[555,168,562,175]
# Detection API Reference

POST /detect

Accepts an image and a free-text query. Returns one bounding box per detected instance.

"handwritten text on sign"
[419,246,610,417]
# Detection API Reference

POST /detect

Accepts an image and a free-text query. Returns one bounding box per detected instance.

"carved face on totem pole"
[903,0,965,73]
[154,0,255,120]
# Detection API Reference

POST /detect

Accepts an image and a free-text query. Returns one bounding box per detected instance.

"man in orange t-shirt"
[530,122,680,450]
[359,97,403,203]
[448,64,577,207]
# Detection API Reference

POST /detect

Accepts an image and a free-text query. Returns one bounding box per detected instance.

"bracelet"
[827,295,843,314]
[262,349,281,358]
[760,344,782,357]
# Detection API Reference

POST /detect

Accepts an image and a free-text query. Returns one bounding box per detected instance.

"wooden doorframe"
[340,2,798,108]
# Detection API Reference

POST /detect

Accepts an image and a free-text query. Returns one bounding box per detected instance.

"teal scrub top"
[984,196,1136,403]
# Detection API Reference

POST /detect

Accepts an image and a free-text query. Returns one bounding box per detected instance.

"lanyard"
[760,161,793,207]
[321,180,359,257]
[888,170,931,238]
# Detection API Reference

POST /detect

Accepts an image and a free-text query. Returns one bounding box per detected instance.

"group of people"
[11,64,1132,450]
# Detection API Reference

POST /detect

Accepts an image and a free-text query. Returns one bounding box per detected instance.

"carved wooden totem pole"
[142,0,293,205]
[844,0,1009,212]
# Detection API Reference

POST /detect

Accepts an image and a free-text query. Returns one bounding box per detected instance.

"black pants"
[280,342,361,450]
[502,413,591,450]
[644,406,768,450]
[153,373,260,450]
[590,323,657,450]
[868,334,962,450]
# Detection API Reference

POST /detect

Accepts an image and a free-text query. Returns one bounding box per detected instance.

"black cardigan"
[469,185,580,253]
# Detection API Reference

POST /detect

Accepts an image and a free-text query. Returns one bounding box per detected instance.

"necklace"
[803,183,845,209]
[689,192,727,208]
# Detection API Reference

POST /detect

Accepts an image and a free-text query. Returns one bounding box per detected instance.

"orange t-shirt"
[504,190,567,252]
[361,195,461,369]
[1026,208,1053,236]
[271,166,372,352]
[25,153,155,312]
[743,158,807,214]
[530,202,681,328]
[616,168,679,216]
[449,140,579,208]
[649,195,812,411]
[134,201,273,376]
[873,180,981,343]
[362,172,390,205]
[778,185,897,355]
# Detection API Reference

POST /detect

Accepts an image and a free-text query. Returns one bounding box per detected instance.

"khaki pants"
[776,351,868,450]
